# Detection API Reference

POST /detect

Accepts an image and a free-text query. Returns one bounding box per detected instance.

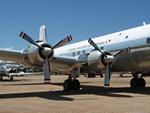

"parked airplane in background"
[0,60,18,80]
[0,60,43,81]
[0,23,150,91]
[0,60,27,80]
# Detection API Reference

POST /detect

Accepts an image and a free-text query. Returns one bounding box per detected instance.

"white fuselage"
[51,24,150,73]
[54,24,150,58]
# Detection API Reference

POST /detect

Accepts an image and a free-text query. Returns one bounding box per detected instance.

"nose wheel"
[130,74,146,88]
[63,79,80,91]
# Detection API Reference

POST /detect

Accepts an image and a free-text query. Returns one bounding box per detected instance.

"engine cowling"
[87,50,112,70]
[21,42,53,67]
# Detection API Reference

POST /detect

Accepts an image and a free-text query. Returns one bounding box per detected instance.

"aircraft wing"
[53,56,77,65]
[0,49,23,63]
[111,44,150,57]
[8,72,43,76]
[48,56,78,73]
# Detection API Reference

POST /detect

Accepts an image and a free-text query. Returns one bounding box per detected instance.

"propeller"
[88,38,106,57]
[20,32,44,49]
[88,38,114,87]
[19,25,73,83]
[52,35,73,49]
[104,64,110,87]
[43,56,51,83]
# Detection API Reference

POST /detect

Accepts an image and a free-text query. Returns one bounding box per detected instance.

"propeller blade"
[52,35,73,49]
[43,56,51,83]
[19,32,43,49]
[104,64,110,87]
[88,38,106,57]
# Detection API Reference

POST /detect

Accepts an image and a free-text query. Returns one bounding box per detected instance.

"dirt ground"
[0,74,150,113]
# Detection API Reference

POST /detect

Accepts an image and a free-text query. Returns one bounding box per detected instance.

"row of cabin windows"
[72,37,150,57]
[72,50,86,56]
[71,35,132,57]
[72,47,105,56]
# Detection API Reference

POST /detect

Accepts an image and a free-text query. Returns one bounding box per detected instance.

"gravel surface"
[0,75,150,113]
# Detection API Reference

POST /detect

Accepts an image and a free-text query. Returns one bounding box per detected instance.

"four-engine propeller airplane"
[0,23,150,91]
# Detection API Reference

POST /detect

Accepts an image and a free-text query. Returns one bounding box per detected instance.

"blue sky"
[0,0,150,50]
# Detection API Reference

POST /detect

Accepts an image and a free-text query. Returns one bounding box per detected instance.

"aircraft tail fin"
[39,25,48,43]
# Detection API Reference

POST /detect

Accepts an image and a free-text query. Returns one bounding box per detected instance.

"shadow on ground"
[0,82,150,101]
[0,79,28,82]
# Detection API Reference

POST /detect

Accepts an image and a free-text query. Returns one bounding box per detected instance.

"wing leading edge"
[0,49,23,63]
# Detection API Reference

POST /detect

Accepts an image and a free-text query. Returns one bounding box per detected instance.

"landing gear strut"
[0,76,3,81]
[130,73,146,88]
[10,76,14,81]
[63,74,80,91]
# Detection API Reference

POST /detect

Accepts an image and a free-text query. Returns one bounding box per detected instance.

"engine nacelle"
[21,42,53,67]
[21,45,43,67]
[87,50,106,70]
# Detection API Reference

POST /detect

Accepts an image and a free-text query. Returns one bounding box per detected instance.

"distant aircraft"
[0,23,150,91]
[0,60,26,81]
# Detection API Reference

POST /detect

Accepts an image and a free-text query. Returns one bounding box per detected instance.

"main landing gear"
[130,73,146,88]
[63,74,80,91]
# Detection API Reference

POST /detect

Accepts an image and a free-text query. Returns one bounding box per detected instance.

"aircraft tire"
[130,77,138,88]
[72,79,80,90]
[138,77,146,88]
[130,77,146,88]
[63,79,72,91]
